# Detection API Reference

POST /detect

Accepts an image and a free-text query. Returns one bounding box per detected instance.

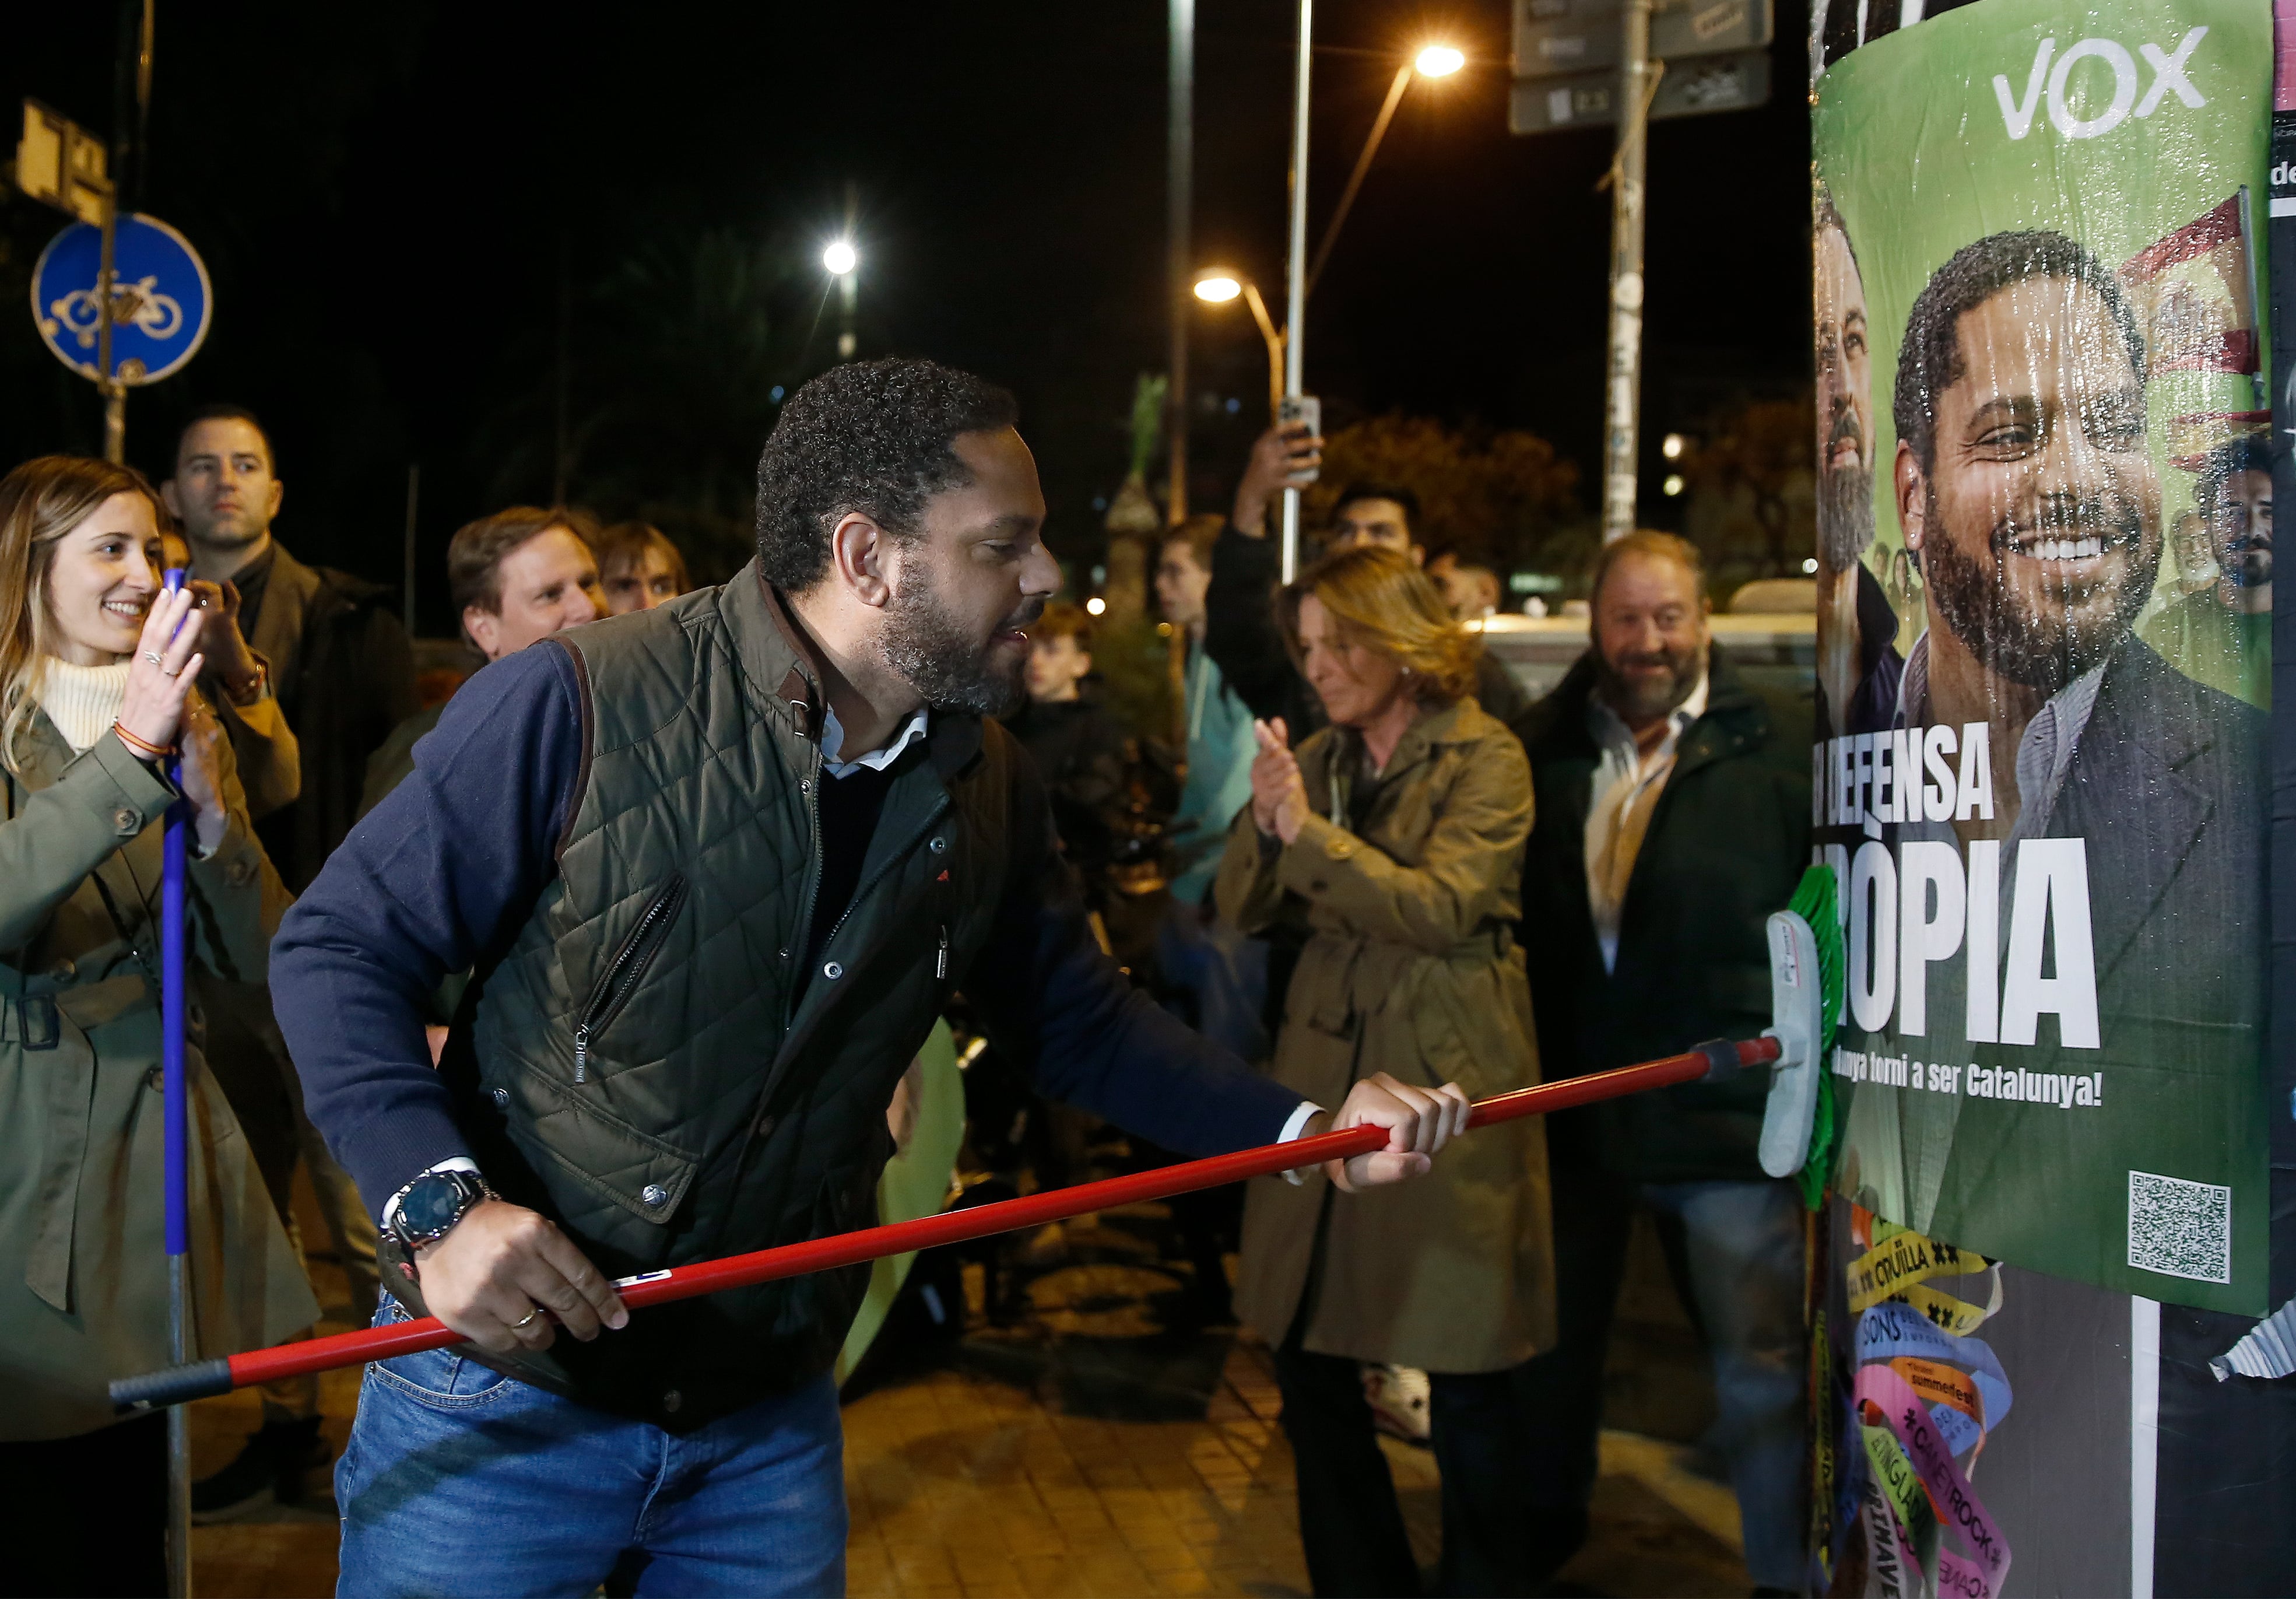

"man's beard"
[2224,530,2272,589]
[877,577,1041,717]
[1922,483,2157,694]
[1817,462,1876,571]
[1594,639,1704,724]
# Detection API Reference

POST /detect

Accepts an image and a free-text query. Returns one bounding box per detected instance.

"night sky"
[1,0,1813,630]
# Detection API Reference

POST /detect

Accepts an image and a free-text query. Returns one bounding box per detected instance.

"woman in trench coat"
[0,456,315,1597]
[1217,545,1554,1598]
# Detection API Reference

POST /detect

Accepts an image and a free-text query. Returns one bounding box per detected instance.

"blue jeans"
[336,1300,845,1598]
[1513,1168,1807,1590]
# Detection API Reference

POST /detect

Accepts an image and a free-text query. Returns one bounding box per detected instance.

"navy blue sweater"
[272,641,1302,1218]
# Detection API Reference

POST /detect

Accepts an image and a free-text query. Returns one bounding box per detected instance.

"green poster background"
[1814,0,2273,1313]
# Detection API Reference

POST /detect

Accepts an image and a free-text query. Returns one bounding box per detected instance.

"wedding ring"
[143,651,163,667]
[510,1307,544,1330]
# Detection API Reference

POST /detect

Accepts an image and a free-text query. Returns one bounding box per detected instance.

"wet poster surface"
[1810,0,2274,1316]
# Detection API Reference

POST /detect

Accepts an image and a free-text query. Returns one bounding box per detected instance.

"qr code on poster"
[2128,1170,2232,1283]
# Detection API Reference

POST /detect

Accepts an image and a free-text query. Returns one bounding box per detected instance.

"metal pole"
[1242,284,1284,422]
[97,190,124,465]
[1280,0,1312,583]
[159,566,192,1599]
[1601,0,1653,543]
[1166,0,1193,526]
[838,181,859,362]
[1307,63,1411,299]
[403,464,420,634]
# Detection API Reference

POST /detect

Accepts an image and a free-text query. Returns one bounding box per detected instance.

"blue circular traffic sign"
[30,213,212,386]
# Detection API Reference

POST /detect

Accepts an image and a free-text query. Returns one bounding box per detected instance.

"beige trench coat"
[1217,697,1554,1374]
[0,710,315,1440]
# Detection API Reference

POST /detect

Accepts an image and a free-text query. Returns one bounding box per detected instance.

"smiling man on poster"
[1835,225,2266,1274]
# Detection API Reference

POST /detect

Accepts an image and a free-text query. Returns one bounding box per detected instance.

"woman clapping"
[1218,545,1553,1598]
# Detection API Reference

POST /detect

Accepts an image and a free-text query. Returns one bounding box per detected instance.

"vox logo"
[1992,27,2207,142]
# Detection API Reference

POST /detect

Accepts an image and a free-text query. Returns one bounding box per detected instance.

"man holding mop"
[272,358,1466,1597]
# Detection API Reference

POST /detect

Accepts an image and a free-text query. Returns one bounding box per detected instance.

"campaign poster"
[1810,0,2274,1317]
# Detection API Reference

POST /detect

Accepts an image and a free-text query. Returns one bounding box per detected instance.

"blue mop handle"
[160,568,189,1260]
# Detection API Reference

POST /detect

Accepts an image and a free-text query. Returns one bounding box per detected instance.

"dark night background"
[0,0,1813,634]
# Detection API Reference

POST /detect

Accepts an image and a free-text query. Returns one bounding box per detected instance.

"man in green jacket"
[1511,532,1813,1595]
[275,358,1465,1596]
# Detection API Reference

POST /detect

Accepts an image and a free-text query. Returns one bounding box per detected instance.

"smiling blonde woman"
[0,455,313,1596]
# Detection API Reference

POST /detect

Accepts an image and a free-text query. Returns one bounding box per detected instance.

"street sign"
[1508,47,1772,133]
[13,100,110,226]
[1512,0,1774,79]
[30,213,211,385]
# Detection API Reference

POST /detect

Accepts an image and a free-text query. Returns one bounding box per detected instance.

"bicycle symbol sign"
[29,213,212,386]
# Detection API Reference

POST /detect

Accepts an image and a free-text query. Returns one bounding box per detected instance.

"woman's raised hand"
[1250,717,1310,844]
[115,585,205,759]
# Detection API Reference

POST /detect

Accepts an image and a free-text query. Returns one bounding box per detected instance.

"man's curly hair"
[754,357,1020,592]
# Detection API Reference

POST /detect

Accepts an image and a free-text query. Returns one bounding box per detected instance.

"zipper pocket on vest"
[574,873,688,1083]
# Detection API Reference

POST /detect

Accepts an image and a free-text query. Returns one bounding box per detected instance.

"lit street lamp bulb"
[1660,432,1686,460]
[823,241,858,276]
[1193,273,1243,304]
[1085,597,1108,616]
[1662,474,1686,497]
[1415,45,1466,76]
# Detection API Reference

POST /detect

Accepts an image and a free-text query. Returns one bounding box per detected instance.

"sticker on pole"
[30,213,212,385]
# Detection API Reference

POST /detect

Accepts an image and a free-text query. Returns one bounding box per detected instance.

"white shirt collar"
[820,703,931,779]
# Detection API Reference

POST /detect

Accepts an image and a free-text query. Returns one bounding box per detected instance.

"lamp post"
[1192,268,1284,423]
[1280,0,1312,581]
[1305,43,1463,297]
[1167,0,1193,525]
[823,239,858,361]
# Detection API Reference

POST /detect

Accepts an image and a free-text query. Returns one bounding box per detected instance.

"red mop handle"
[111,1036,1778,1413]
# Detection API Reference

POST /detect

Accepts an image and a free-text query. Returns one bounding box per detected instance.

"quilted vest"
[401,563,1014,1429]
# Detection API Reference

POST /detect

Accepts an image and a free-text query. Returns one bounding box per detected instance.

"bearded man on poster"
[1814,183,1905,739]
[272,358,1466,1596]
[1865,229,2262,1246]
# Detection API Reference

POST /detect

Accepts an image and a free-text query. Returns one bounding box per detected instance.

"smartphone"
[1276,394,1322,485]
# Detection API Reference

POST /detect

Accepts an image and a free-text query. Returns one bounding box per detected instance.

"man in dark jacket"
[272,359,1465,1596]
[1511,531,1812,1594]
[162,404,415,1517]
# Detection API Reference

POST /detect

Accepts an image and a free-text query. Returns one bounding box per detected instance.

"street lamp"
[1193,266,1285,422]
[822,240,857,276]
[1305,40,1468,296]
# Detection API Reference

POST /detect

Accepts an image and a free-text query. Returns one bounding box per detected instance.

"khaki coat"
[1217,697,1554,1374]
[0,709,315,1440]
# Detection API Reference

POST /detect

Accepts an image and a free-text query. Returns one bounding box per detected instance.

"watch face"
[399,1173,467,1238]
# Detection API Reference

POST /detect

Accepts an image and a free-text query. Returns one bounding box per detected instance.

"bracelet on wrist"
[111,721,177,761]
[221,658,268,706]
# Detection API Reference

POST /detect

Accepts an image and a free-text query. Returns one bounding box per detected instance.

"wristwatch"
[385,1167,495,1251]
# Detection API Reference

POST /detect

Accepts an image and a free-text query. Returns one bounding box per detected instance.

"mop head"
[1757,864,1845,1207]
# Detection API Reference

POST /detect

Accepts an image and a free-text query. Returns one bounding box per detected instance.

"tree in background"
[1677,394,1816,595]
[1303,414,1583,578]
[474,228,820,585]
[1098,373,1167,624]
